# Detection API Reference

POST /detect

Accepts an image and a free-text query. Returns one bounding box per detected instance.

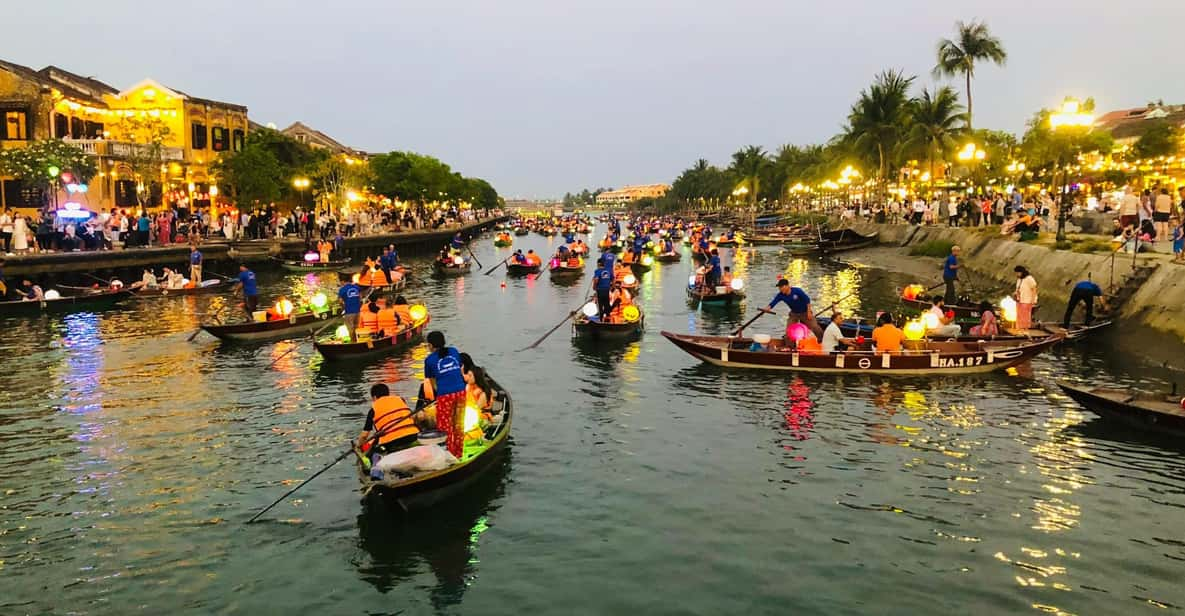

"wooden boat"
[201,308,343,342]
[355,376,513,511]
[687,284,745,306]
[493,235,513,247]
[789,229,879,256]
[505,262,541,276]
[513,227,529,236]
[0,288,134,316]
[356,278,407,294]
[314,311,430,360]
[656,252,682,263]
[1058,383,1185,436]
[661,331,1062,375]
[60,281,228,298]
[549,262,584,279]
[432,259,472,277]
[715,237,741,247]
[273,256,352,271]
[627,260,652,274]
[572,307,644,339]
[900,295,990,320]
[817,316,1111,343]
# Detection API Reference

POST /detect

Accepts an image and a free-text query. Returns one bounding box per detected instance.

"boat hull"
[202,310,342,342]
[656,253,681,263]
[573,315,644,339]
[1059,383,1185,436]
[505,263,541,276]
[433,262,471,277]
[687,287,745,305]
[276,257,351,272]
[0,289,134,316]
[314,317,429,360]
[661,330,1060,375]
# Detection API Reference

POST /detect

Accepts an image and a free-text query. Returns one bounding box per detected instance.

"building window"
[211,126,228,152]
[70,117,84,139]
[2,110,29,141]
[54,113,69,138]
[232,129,245,152]
[84,121,104,139]
[114,180,138,207]
[192,122,207,149]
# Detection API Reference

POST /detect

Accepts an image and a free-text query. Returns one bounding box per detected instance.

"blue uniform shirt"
[943,254,958,279]
[594,267,613,291]
[191,250,203,265]
[1074,280,1102,296]
[450,236,465,250]
[237,270,258,297]
[601,252,615,270]
[425,347,466,395]
[338,283,362,314]
[769,287,810,313]
[709,255,721,276]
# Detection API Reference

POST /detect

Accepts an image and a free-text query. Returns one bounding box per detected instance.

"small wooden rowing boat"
[432,259,472,277]
[572,306,644,339]
[356,376,513,511]
[513,227,529,236]
[789,229,879,256]
[628,260,652,274]
[506,262,541,276]
[314,311,430,360]
[817,317,1111,343]
[0,288,134,316]
[60,281,228,298]
[687,284,745,306]
[549,262,584,279]
[1058,383,1185,437]
[273,256,352,271]
[661,331,1062,375]
[201,308,342,342]
[656,252,682,263]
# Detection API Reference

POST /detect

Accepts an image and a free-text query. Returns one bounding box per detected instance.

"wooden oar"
[483,255,512,275]
[265,319,339,369]
[84,273,112,286]
[528,263,551,282]
[518,297,593,351]
[187,314,220,342]
[206,270,235,281]
[731,310,769,336]
[247,444,354,523]
[466,246,483,269]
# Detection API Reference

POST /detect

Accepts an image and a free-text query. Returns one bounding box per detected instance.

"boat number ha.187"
[938,356,984,368]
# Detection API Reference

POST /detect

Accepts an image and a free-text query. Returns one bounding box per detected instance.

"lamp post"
[1049,97,1094,242]
[957,143,986,196]
[293,177,310,210]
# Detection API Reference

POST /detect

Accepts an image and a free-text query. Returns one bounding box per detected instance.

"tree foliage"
[0,139,96,207]
[845,69,915,193]
[1133,120,1181,159]
[903,86,965,188]
[932,20,1007,129]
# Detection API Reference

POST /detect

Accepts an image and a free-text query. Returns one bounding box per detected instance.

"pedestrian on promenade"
[0,209,13,253]
[1153,188,1173,244]
[136,212,151,247]
[1013,265,1038,330]
[942,245,960,305]
[1171,216,1183,264]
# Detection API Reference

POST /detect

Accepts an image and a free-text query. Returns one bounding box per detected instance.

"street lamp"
[1048,97,1095,242]
[293,177,310,209]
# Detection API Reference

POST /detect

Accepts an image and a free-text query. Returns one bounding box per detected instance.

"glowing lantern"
[310,292,328,310]
[730,278,744,291]
[623,274,637,285]
[999,296,1018,323]
[787,322,810,341]
[463,405,481,433]
[452,256,465,266]
[352,273,361,284]
[409,304,428,321]
[335,324,351,341]
[274,298,294,316]
[622,305,640,322]
[641,255,654,266]
[303,252,320,263]
[582,302,599,317]
[922,311,940,330]
[44,289,61,300]
[904,319,926,340]
[903,284,925,300]
[688,274,697,287]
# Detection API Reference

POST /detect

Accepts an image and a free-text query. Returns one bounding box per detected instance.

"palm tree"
[933,20,1007,130]
[728,145,768,205]
[905,86,965,196]
[845,70,916,198]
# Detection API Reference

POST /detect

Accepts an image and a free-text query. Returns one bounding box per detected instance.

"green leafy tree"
[933,20,1007,130]
[212,140,285,206]
[0,139,95,209]
[1018,100,1113,184]
[670,158,733,205]
[845,70,915,197]
[1133,120,1181,159]
[728,145,768,205]
[904,86,965,194]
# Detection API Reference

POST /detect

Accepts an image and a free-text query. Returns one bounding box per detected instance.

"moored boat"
[789,229,879,256]
[661,331,1062,375]
[1058,383,1185,437]
[314,308,430,360]
[0,288,134,316]
[355,376,513,511]
[201,308,343,342]
[513,226,529,236]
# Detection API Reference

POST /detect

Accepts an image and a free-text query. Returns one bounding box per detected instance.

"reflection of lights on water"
[784,378,814,445]
[621,343,640,364]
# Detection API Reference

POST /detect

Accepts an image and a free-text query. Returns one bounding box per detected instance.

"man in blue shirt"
[600,248,615,272]
[592,257,614,319]
[190,245,203,284]
[762,278,823,339]
[379,247,395,282]
[450,232,465,251]
[942,245,960,305]
[705,249,722,289]
[233,265,259,314]
[338,279,363,342]
[1062,278,1106,329]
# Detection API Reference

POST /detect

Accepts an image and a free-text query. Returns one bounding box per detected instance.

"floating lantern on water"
[409,304,428,322]
[582,302,599,318]
[730,278,745,291]
[999,296,1018,323]
[904,318,926,340]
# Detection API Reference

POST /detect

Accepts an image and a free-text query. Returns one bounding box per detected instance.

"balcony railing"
[63,138,185,162]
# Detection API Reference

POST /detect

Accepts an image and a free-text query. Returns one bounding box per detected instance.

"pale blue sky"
[7,0,1184,197]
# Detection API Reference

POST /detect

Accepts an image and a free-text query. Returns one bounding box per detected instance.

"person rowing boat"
[231,264,259,315]
[761,278,822,340]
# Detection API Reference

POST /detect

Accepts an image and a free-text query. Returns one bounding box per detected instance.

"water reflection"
[354,453,509,611]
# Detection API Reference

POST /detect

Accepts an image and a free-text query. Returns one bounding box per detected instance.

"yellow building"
[594,184,670,205]
[0,59,249,213]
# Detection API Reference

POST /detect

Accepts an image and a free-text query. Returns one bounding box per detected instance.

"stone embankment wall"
[848,222,1185,341]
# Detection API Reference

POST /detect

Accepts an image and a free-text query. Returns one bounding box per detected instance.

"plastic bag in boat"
[375,445,458,475]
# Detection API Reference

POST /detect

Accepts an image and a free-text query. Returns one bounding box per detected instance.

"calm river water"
[1,225,1183,615]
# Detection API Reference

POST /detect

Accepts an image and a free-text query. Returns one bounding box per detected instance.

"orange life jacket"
[467,382,492,411]
[566,257,581,267]
[377,307,400,335]
[393,304,413,323]
[371,395,418,445]
[359,307,380,333]
[797,336,822,353]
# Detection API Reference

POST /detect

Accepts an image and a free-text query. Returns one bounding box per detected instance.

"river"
[1,223,1183,615]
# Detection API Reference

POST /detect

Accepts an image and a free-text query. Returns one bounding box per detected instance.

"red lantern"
[945,310,955,320]
[856,335,866,344]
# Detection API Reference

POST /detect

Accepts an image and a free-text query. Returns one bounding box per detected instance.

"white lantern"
[688,274,697,287]
[623,274,636,285]
[730,278,744,291]
[44,289,61,300]
[452,256,464,266]
[582,302,599,317]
